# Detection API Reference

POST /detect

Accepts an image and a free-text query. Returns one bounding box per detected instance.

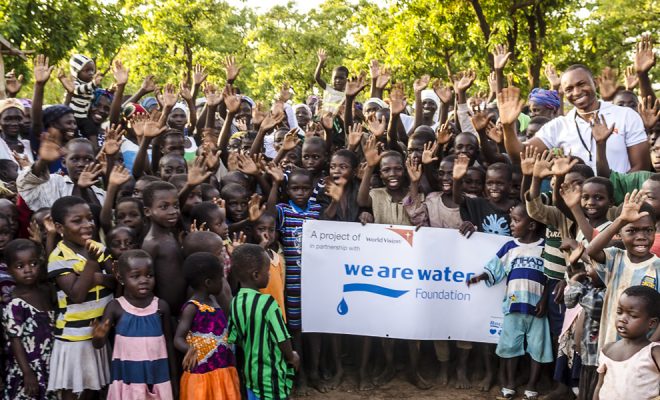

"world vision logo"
[386,227,414,246]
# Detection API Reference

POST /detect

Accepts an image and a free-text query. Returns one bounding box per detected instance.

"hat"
[42,105,74,128]
[0,98,25,116]
[141,97,158,112]
[69,54,92,77]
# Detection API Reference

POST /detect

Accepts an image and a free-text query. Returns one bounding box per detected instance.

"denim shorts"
[496,313,554,363]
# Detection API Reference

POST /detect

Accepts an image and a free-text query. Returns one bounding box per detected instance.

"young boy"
[227,243,299,400]
[586,189,660,348]
[468,203,553,400]
[69,54,102,122]
[141,181,186,315]
[640,174,660,256]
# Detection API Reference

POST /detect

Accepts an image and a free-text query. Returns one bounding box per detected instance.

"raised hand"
[190,219,208,232]
[638,96,660,130]
[33,54,54,84]
[5,69,23,95]
[320,111,334,131]
[596,67,618,100]
[199,143,221,171]
[624,65,639,91]
[27,220,42,244]
[226,232,247,255]
[345,72,368,97]
[367,115,387,138]
[236,154,260,176]
[619,189,649,223]
[363,135,381,167]
[453,70,476,93]
[375,67,392,90]
[592,113,616,144]
[223,85,241,113]
[552,152,578,176]
[38,129,64,162]
[634,34,656,74]
[141,75,157,93]
[43,214,56,235]
[261,106,285,132]
[325,178,346,202]
[496,86,525,125]
[413,74,430,93]
[519,146,539,176]
[160,83,179,108]
[432,79,453,104]
[487,71,497,95]
[12,150,31,169]
[347,123,363,148]
[406,157,422,183]
[77,163,103,188]
[188,156,212,186]
[278,82,292,103]
[568,243,586,267]
[544,64,561,90]
[143,113,167,138]
[470,110,490,132]
[532,150,554,179]
[108,164,131,187]
[57,68,75,94]
[265,162,285,183]
[224,56,242,82]
[317,48,328,64]
[421,141,439,165]
[430,124,451,148]
[559,182,581,209]
[369,60,380,80]
[453,153,470,180]
[103,124,125,156]
[281,129,301,151]
[492,44,512,70]
[203,83,223,107]
[248,194,266,222]
[192,64,208,86]
[388,84,407,114]
[112,60,129,85]
[180,80,193,102]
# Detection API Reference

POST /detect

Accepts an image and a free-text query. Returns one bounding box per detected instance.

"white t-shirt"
[534,101,647,173]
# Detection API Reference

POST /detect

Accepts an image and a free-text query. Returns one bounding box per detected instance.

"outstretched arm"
[314,49,328,90]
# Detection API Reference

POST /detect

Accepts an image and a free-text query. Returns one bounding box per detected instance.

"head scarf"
[528,88,561,110]
[293,104,312,115]
[241,96,255,108]
[18,98,32,109]
[0,98,25,116]
[172,102,190,119]
[420,89,441,123]
[91,88,113,106]
[42,105,74,128]
[141,97,158,112]
[69,54,92,77]
[363,98,387,110]
[122,103,147,120]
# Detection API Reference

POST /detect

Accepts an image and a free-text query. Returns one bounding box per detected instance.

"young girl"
[46,196,115,400]
[92,249,175,399]
[2,239,55,399]
[594,285,660,400]
[249,212,285,319]
[174,252,240,400]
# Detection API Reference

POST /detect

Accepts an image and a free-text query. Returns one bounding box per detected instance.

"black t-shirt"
[460,197,511,236]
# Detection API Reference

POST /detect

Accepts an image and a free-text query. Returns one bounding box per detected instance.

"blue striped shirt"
[484,238,546,315]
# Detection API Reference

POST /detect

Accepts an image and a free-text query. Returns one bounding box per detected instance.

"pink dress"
[107,296,173,399]
[597,342,660,400]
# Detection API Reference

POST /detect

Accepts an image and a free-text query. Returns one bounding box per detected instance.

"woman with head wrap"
[0,99,34,163]
[527,88,561,118]
[77,88,114,150]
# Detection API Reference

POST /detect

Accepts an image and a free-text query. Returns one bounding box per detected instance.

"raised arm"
[492,44,511,93]
[387,85,407,152]
[592,113,616,178]
[109,60,129,125]
[545,65,564,116]
[498,86,548,164]
[217,85,241,162]
[101,165,131,234]
[123,75,156,106]
[634,34,656,102]
[452,153,470,206]
[343,72,368,135]
[560,182,594,242]
[412,75,430,131]
[357,136,381,208]
[31,55,54,139]
[314,49,329,90]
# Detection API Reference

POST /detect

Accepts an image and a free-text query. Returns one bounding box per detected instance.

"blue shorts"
[247,389,261,400]
[496,313,554,363]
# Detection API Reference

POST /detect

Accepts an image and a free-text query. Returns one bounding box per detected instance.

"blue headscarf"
[528,88,560,110]
[92,88,113,106]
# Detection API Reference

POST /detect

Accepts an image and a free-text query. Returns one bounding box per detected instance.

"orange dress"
[259,250,286,321]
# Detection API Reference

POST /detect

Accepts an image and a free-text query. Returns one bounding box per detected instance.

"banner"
[301,220,511,343]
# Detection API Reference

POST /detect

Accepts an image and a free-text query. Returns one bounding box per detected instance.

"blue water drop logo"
[337,297,348,315]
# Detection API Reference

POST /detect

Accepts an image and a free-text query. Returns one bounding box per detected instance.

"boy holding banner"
[468,203,553,400]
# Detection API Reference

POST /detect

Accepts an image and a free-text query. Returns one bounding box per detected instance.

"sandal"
[496,387,516,399]
[523,389,539,400]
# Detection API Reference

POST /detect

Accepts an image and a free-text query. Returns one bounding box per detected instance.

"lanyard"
[574,113,593,161]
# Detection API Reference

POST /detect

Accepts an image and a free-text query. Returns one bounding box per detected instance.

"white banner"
[301,220,511,343]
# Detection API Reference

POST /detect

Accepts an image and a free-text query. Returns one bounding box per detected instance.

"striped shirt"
[564,280,605,366]
[276,200,321,329]
[70,78,97,119]
[593,247,660,349]
[227,288,293,400]
[48,241,113,341]
[484,238,547,315]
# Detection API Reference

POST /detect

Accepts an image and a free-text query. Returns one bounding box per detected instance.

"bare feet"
[477,371,493,392]
[358,371,375,391]
[326,368,343,390]
[410,371,433,390]
[309,373,329,393]
[540,383,574,400]
[293,383,311,397]
[373,365,396,387]
[455,367,471,389]
[437,362,449,385]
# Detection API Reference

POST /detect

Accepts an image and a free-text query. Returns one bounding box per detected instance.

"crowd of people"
[0,29,658,400]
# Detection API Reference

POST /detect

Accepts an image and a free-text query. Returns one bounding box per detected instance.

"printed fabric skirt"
[47,339,111,394]
[180,366,241,400]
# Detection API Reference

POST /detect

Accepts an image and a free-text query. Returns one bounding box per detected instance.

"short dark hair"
[528,116,551,126]
[51,196,88,224]
[183,252,223,289]
[288,168,313,183]
[568,164,595,179]
[159,153,186,168]
[648,173,660,183]
[564,64,594,79]
[231,243,268,282]
[333,66,349,76]
[410,127,436,143]
[303,136,326,150]
[142,181,177,208]
[116,197,144,217]
[332,149,359,169]
[117,249,152,276]
[136,175,160,185]
[622,285,660,319]
[183,231,224,257]
[4,239,41,267]
[638,202,657,224]
[65,138,94,152]
[583,176,614,201]
[220,183,248,200]
[107,225,137,243]
[190,202,222,227]
[487,162,513,181]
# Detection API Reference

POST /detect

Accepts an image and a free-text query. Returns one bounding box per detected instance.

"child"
[593,286,660,400]
[586,190,660,349]
[249,212,286,319]
[563,243,606,400]
[463,166,485,197]
[46,196,114,399]
[227,243,299,400]
[0,213,17,305]
[106,226,138,263]
[467,203,553,400]
[114,197,146,241]
[141,181,186,315]
[174,252,240,400]
[92,249,175,399]
[2,239,55,399]
[640,173,660,256]
[69,54,101,122]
